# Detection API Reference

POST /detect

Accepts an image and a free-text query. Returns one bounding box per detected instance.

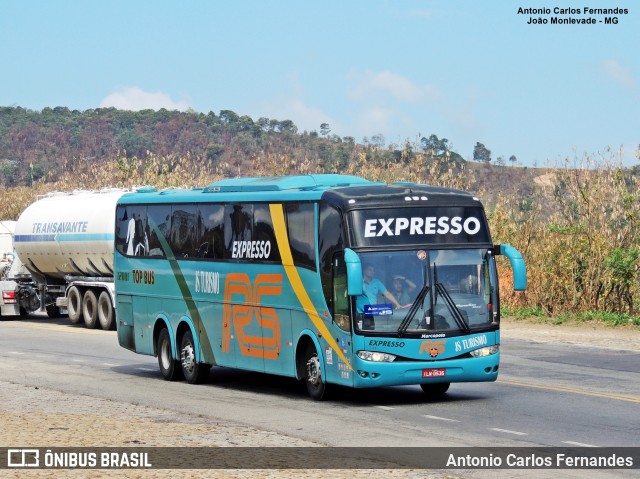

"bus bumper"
[350,352,500,388]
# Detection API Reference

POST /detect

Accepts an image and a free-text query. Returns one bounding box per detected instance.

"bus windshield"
[354,249,497,335]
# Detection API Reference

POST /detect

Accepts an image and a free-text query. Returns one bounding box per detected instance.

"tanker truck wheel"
[82,290,98,329]
[97,291,114,330]
[45,304,60,318]
[67,286,83,324]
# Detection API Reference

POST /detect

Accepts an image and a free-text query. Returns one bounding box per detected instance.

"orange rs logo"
[222,273,282,360]
[419,340,446,358]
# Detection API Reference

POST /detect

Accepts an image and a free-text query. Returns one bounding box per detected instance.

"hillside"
[1,106,528,192]
[0,106,433,186]
[1,106,639,321]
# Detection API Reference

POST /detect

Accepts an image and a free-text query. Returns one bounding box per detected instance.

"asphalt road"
[1,314,639,451]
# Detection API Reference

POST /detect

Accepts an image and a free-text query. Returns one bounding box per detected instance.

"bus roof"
[205,174,371,192]
[321,182,482,211]
[117,175,482,208]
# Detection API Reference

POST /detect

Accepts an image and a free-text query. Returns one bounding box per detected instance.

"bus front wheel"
[420,382,450,397]
[157,329,182,381]
[304,344,328,400]
[180,330,210,384]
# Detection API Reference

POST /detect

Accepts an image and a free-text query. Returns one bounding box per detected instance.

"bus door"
[324,253,355,386]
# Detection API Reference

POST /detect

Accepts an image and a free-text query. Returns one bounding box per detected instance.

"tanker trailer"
[13,189,127,329]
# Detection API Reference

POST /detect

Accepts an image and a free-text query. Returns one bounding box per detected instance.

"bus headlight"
[357,351,397,362]
[469,345,499,357]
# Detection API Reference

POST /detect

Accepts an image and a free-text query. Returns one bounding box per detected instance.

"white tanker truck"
[13,189,127,329]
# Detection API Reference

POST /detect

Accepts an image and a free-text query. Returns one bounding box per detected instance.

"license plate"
[422,368,446,378]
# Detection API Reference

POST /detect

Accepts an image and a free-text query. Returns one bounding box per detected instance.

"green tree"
[206,143,224,162]
[473,142,492,163]
[420,134,449,157]
[320,123,331,136]
[277,120,297,134]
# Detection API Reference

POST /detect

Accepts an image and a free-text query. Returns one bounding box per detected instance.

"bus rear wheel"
[180,330,210,384]
[420,382,450,397]
[157,328,182,381]
[304,344,329,400]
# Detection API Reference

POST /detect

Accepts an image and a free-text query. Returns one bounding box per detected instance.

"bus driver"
[356,264,412,313]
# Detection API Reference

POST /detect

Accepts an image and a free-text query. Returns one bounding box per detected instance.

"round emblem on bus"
[417,250,427,260]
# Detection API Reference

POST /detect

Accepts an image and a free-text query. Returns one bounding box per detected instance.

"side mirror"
[494,244,527,291]
[344,248,363,296]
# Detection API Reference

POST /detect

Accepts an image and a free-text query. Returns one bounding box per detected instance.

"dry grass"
[2,149,639,317]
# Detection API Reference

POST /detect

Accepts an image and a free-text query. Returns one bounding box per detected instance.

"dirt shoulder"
[0,378,441,479]
[500,317,640,351]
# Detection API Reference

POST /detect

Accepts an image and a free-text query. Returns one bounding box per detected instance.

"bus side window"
[224,204,252,260]
[253,203,281,263]
[147,205,172,257]
[115,206,133,256]
[285,202,315,270]
[119,206,149,257]
[199,204,224,259]
[170,204,197,258]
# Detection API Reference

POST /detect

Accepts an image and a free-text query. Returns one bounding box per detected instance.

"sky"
[0,0,638,167]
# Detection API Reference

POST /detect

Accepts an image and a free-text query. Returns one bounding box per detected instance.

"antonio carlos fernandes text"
[446,453,633,468]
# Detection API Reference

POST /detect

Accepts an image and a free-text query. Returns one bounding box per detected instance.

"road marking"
[490,428,528,436]
[8,351,25,355]
[137,368,156,372]
[498,378,640,404]
[563,441,598,447]
[2,321,110,335]
[102,363,119,367]
[423,415,460,422]
[72,359,85,362]
[375,406,395,411]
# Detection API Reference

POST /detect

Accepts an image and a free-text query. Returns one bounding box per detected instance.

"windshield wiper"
[435,282,471,334]
[398,257,431,336]
[397,284,430,336]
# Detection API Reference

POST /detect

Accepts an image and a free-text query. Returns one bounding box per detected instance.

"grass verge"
[502,308,640,328]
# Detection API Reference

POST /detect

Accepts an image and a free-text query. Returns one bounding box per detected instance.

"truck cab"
[0,221,20,318]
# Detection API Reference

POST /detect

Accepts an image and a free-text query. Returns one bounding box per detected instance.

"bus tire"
[180,330,210,384]
[67,286,83,324]
[304,343,329,400]
[82,289,98,329]
[420,382,450,397]
[97,291,114,330]
[157,329,183,381]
